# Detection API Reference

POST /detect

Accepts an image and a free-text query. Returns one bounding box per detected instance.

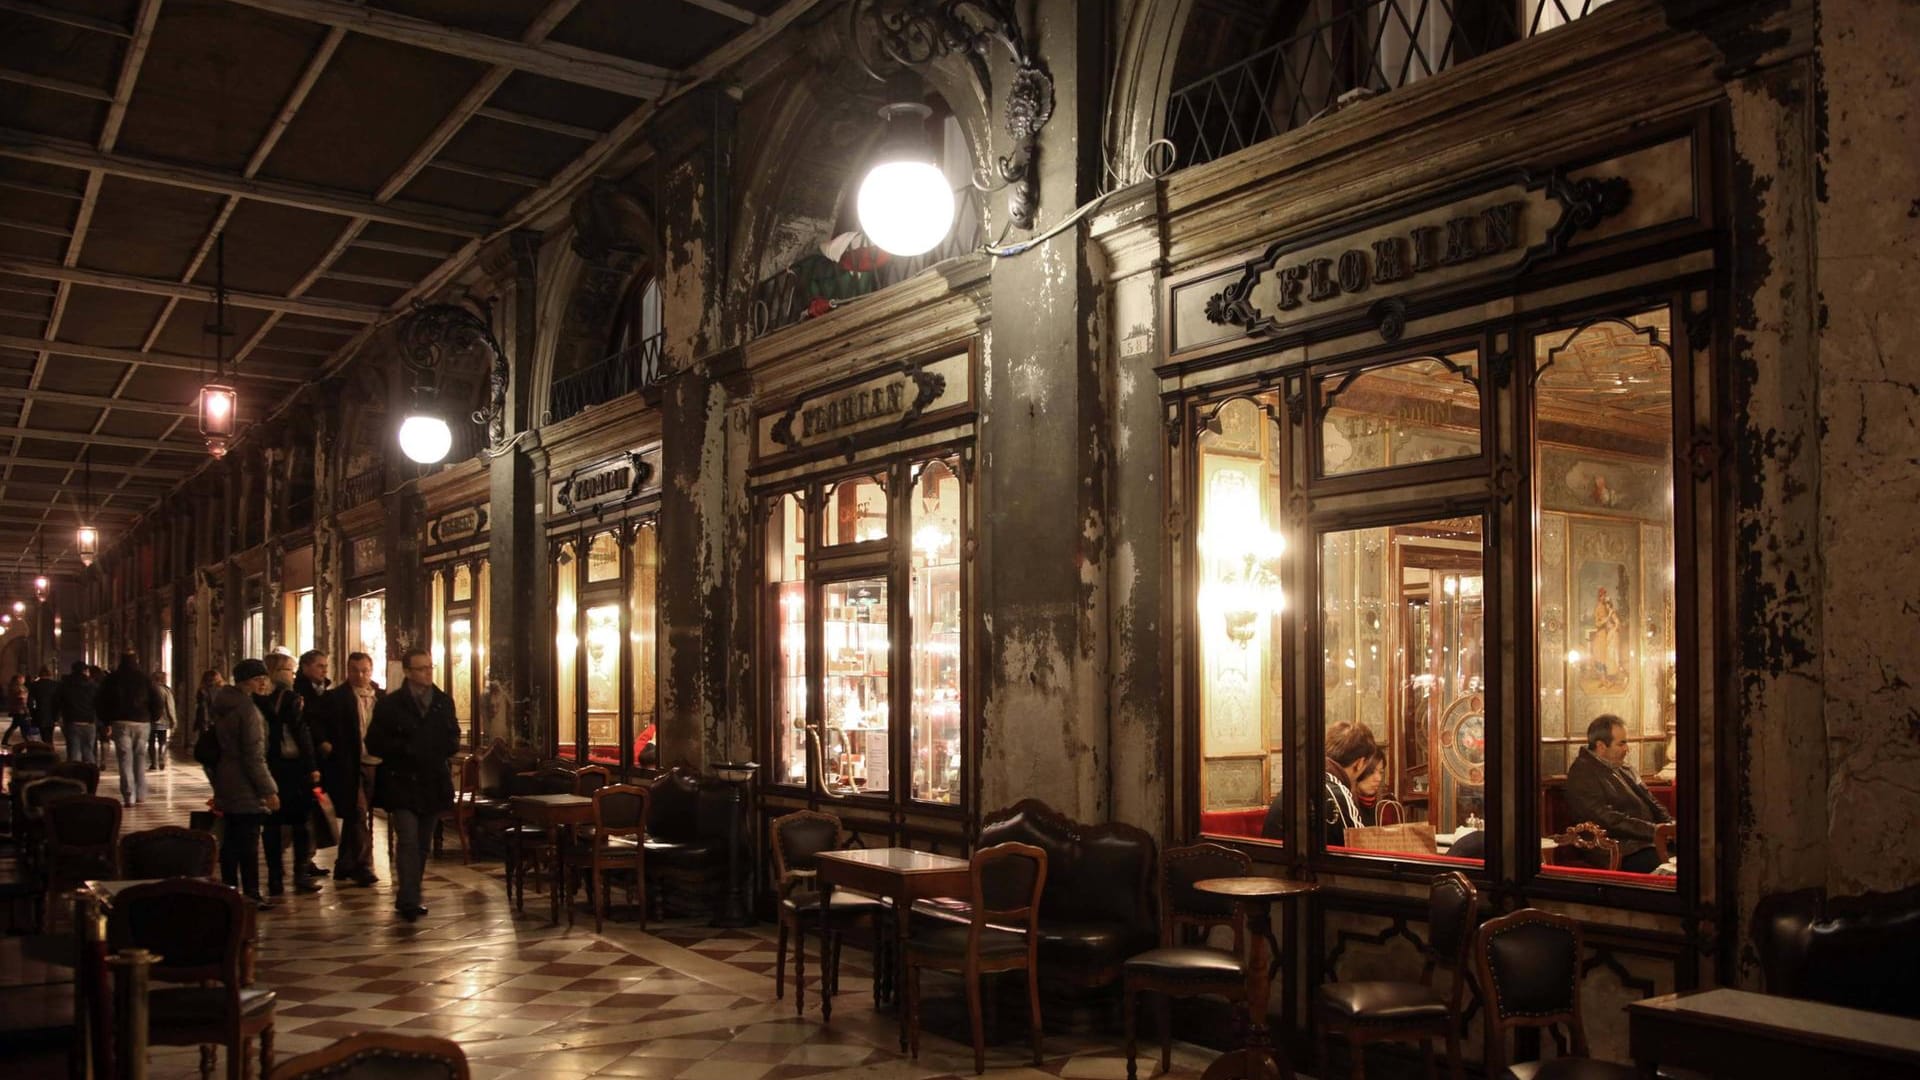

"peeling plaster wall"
[1811,0,1920,895]
[1726,45,1831,965]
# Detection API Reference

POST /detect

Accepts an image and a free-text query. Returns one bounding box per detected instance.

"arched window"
[548,273,663,424]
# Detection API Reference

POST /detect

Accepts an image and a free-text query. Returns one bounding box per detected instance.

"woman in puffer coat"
[210,659,279,908]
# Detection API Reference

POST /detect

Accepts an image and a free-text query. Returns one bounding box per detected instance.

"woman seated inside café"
[1322,721,1379,846]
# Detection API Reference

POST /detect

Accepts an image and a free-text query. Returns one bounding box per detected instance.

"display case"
[761,446,972,810]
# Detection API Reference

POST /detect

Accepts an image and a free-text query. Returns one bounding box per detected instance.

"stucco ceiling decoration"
[0,0,820,577]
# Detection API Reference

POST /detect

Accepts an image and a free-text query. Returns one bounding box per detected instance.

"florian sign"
[553,449,657,516]
[429,506,487,546]
[756,350,973,462]
[1159,132,1706,358]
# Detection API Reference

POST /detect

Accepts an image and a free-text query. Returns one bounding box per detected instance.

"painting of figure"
[1577,564,1632,694]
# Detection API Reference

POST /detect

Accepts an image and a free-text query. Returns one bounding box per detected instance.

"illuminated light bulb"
[855,102,954,258]
[398,413,453,464]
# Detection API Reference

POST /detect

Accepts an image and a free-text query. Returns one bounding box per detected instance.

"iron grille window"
[546,332,665,425]
[1165,0,1611,171]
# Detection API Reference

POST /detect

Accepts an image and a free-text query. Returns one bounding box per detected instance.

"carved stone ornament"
[1494,455,1520,503]
[1688,426,1719,481]
[1203,166,1633,337]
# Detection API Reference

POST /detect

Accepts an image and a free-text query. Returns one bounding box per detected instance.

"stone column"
[483,230,544,747]
[654,87,740,772]
[311,393,340,658]
[976,0,1111,819]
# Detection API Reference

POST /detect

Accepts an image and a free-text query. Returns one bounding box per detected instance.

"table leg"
[818,878,835,1023]
[895,895,913,1052]
[547,823,563,926]
[1200,900,1294,1080]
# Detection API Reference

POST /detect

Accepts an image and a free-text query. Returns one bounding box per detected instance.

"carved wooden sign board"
[549,447,661,518]
[428,506,488,546]
[754,350,972,464]
[1167,135,1698,358]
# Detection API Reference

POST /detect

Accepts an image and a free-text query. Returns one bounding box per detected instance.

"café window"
[1530,305,1680,888]
[429,559,489,747]
[1316,352,1480,478]
[348,592,387,687]
[283,587,315,657]
[1193,394,1288,844]
[762,449,971,808]
[1319,516,1486,867]
[552,522,658,772]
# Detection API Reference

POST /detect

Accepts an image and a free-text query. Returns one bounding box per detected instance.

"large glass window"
[1316,351,1480,478]
[1194,395,1288,845]
[554,542,578,755]
[1320,517,1485,866]
[348,592,387,688]
[910,458,964,805]
[432,558,487,747]
[1532,307,1678,888]
[283,588,315,656]
[763,450,971,809]
[553,522,658,772]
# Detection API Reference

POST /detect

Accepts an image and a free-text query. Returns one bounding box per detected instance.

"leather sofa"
[644,767,734,916]
[1751,883,1920,1018]
[962,799,1159,990]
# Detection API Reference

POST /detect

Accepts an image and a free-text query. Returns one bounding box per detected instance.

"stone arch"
[1106,0,1201,186]
[724,17,992,343]
[534,179,662,426]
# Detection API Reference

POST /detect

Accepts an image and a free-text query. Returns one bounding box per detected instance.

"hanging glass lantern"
[33,575,48,601]
[199,382,237,458]
[77,525,97,567]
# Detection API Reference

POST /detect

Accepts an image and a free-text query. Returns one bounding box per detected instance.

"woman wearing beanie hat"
[210,659,280,908]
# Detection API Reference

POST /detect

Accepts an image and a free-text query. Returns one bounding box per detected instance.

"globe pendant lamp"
[198,234,239,459]
[855,100,953,257]
[398,411,453,465]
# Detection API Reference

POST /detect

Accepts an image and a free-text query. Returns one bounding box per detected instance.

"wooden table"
[815,846,971,1049]
[1629,988,1920,1078]
[1193,876,1319,1080]
[510,794,594,925]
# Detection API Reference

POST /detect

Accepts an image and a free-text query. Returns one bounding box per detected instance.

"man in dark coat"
[365,647,459,921]
[98,651,166,806]
[319,652,381,886]
[258,654,322,895]
[1564,714,1673,873]
[56,660,99,764]
[28,664,59,742]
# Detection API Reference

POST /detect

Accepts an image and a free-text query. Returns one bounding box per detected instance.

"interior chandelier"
[197,233,238,459]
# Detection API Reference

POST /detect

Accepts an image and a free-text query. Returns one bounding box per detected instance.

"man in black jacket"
[28,664,59,743]
[56,660,99,764]
[1564,714,1673,873]
[98,651,166,806]
[259,654,323,895]
[365,647,459,921]
[319,652,381,886]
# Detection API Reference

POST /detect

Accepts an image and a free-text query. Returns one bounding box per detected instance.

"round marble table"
[1193,876,1320,1080]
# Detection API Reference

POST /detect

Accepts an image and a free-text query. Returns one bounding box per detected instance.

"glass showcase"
[764,449,970,808]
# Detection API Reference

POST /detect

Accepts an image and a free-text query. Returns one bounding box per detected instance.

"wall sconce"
[854,0,1054,230]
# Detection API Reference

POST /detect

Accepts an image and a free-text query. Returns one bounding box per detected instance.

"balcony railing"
[342,467,382,508]
[546,332,665,425]
[746,186,985,341]
[1165,0,1608,171]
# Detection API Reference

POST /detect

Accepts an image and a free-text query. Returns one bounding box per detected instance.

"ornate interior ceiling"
[0,0,813,578]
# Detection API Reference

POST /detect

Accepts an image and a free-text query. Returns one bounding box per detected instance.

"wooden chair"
[268,1031,469,1079]
[1652,822,1676,863]
[108,877,276,1080]
[449,755,482,864]
[1548,822,1620,871]
[769,810,888,1014]
[906,841,1048,1075]
[1319,872,1478,1080]
[565,783,650,932]
[573,765,612,795]
[505,767,576,911]
[1123,842,1251,1080]
[48,760,101,794]
[1475,908,1635,1080]
[18,775,86,872]
[121,826,218,878]
[42,795,121,930]
[433,755,471,860]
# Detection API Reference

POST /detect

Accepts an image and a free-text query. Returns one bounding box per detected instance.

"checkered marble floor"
[65,751,1224,1080]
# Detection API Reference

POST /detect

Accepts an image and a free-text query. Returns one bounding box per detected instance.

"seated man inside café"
[3,1,1918,1077]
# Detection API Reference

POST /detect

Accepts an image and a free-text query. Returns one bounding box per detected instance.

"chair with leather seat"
[120,826,218,878]
[1319,871,1478,1080]
[505,766,576,912]
[1123,842,1251,1080]
[108,877,276,1080]
[769,810,889,1014]
[267,1031,469,1079]
[906,840,1049,1076]
[41,795,121,930]
[564,783,650,932]
[1751,883,1920,1018]
[17,775,86,875]
[574,765,612,795]
[644,768,729,916]
[1548,822,1620,872]
[48,760,101,794]
[1475,908,1635,1080]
